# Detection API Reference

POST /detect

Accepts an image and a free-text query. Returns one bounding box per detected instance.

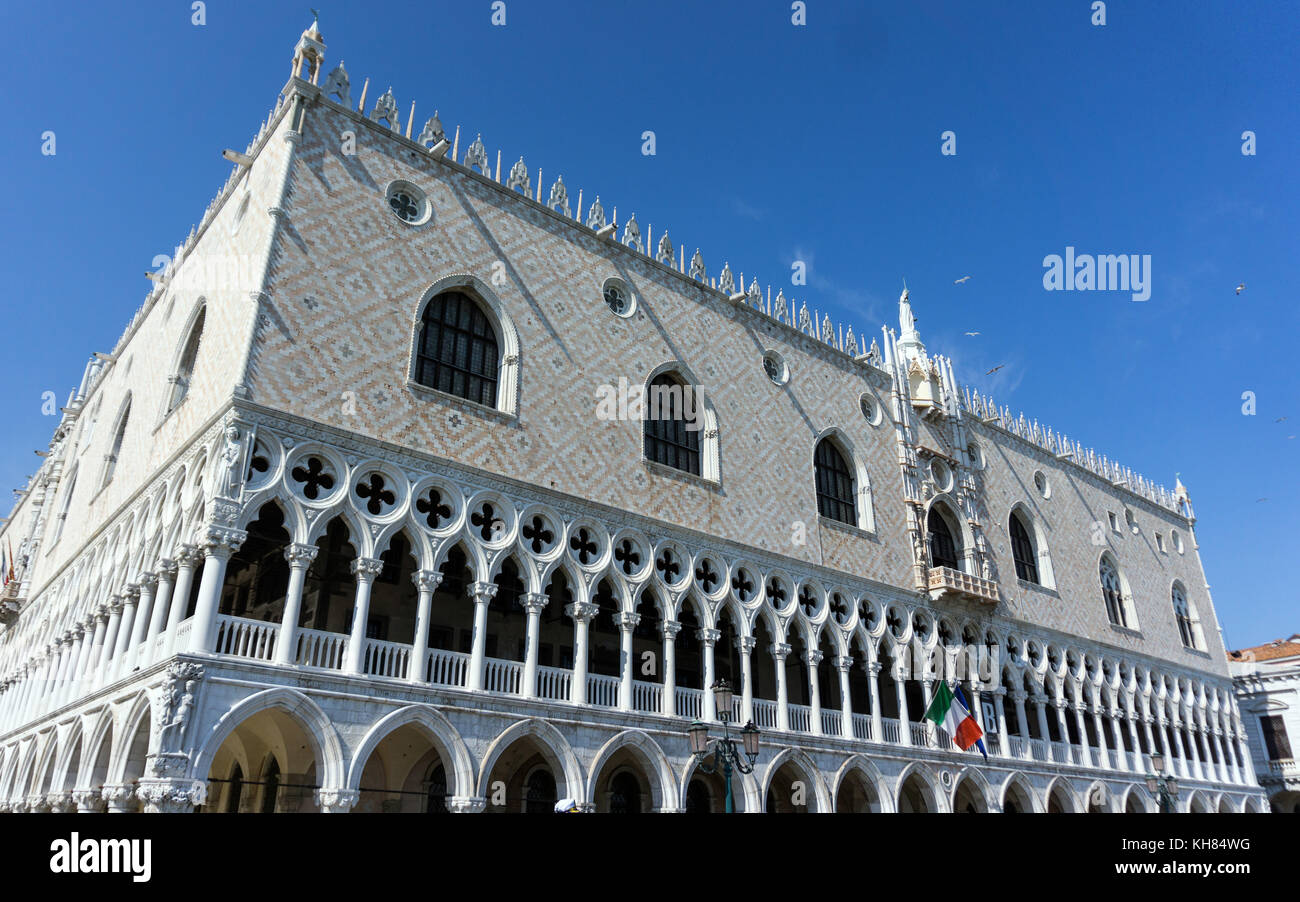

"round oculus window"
[386,181,430,225]
[602,279,636,318]
[763,350,789,386]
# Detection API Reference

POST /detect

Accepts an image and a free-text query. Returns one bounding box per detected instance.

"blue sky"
[0,1,1295,648]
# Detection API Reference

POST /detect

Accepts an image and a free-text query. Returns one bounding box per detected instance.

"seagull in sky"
[954,276,971,284]
[985,364,1005,375]
[1236,283,1246,295]
[1275,416,1287,422]
[964,331,981,337]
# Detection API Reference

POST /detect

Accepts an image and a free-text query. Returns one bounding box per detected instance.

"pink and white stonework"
[0,21,1269,814]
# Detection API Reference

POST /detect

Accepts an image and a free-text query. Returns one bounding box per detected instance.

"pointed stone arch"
[191,687,345,790]
[678,750,760,813]
[475,717,584,803]
[585,729,678,812]
[951,767,994,813]
[1000,771,1042,813]
[345,705,474,800]
[831,754,889,812]
[1046,775,1079,813]
[895,761,945,813]
[761,747,832,812]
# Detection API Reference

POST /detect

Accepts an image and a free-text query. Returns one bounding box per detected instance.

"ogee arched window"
[643,372,701,476]
[814,437,856,526]
[414,291,500,407]
[1009,511,1039,584]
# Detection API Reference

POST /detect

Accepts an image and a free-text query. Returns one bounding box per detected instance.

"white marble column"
[808,650,825,736]
[128,574,159,659]
[566,601,597,705]
[661,620,680,716]
[518,590,546,697]
[836,655,854,739]
[738,636,756,724]
[993,688,1010,757]
[408,571,444,683]
[343,557,385,674]
[616,612,641,712]
[166,545,202,646]
[773,642,791,732]
[868,661,883,743]
[97,599,124,686]
[1013,691,1031,757]
[699,628,719,722]
[189,529,247,653]
[145,559,177,656]
[466,581,498,691]
[274,544,319,666]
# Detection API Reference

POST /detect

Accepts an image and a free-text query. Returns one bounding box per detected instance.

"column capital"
[122,583,142,601]
[315,788,360,813]
[156,557,178,578]
[992,686,1007,698]
[107,598,125,616]
[139,572,160,590]
[200,527,247,558]
[772,642,792,659]
[175,543,203,567]
[350,556,385,580]
[616,612,642,630]
[737,635,757,653]
[71,625,86,640]
[834,655,853,672]
[413,569,444,593]
[521,591,549,613]
[72,789,106,813]
[696,627,721,645]
[807,649,825,667]
[101,783,137,812]
[136,779,203,813]
[285,543,320,568]
[566,601,599,621]
[469,580,499,602]
[447,796,487,814]
[868,661,882,676]
[661,619,683,638]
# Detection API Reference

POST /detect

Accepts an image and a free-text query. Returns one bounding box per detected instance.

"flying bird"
[1275,416,1287,422]
[985,364,1005,375]
[964,331,981,337]
[1257,497,1268,503]
[954,276,971,284]
[1236,283,1245,295]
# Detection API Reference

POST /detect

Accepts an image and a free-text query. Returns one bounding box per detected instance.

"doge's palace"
[0,19,1268,814]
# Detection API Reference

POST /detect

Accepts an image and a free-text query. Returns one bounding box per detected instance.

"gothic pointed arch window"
[814,437,856,526]
[1099,555,1134,629]
[414,290,500,407]
[50,466,77,545]
[1171,583,1203,650]
[1009,510,1039,584]
[165,304,206,415]
[927,505,961,571]
[99,396,131,490]
[644,372,701,476]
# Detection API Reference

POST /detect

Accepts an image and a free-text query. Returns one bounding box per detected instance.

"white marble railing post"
[343,558,385,674]
[408,571,443,683]
[1013,691,1031,757]
[189,529,247,654]
[274,544,319,666]
[519,591,546,697]
[993,688,1010,756]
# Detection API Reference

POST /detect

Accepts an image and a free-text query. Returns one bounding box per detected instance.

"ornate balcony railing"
[363,638,410,680]
[788,703,812,733]
[851,713,873,741]
[426,648,469,688]
[632,680,661,714]
[676,687,703,720]
[1269,758,1297,776]
[535,664,570,701]
[927,566,999,605]
[214,615,277,662]
[588,673,620,708]
[484,657,522,695]
[753,698,779,730]
[821,709,842,736]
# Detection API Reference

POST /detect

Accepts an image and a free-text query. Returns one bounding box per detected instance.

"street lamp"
[687,680,760,813]
[1146,752,1180,813]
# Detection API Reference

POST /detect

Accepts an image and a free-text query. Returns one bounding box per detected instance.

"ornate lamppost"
[687,680,760,813]
[1145,752,1180,813]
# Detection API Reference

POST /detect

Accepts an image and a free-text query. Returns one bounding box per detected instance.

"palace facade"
[0,21,1268,814]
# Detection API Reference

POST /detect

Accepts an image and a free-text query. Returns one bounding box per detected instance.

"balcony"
[927,566,999,605]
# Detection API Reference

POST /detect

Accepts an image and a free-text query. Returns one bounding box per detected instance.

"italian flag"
[924,681,987,757]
